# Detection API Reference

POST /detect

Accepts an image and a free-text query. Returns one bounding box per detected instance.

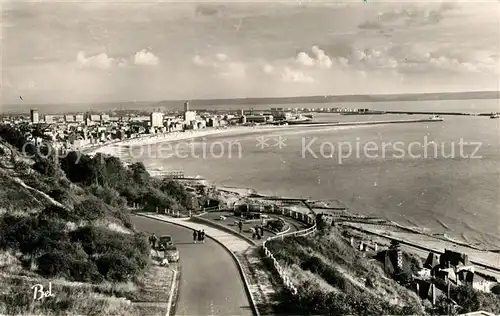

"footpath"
[139,214,283,316]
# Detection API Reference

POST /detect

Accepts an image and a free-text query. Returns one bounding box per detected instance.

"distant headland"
[3,90,499,114]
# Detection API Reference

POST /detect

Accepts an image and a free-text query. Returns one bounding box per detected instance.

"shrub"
[70,226,149,282]
[266,219,286,233]
[73,198,106,222]
[37,242,102,282]
[95,251,138,282]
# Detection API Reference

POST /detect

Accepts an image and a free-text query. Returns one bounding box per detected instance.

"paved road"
[131,215,253,316]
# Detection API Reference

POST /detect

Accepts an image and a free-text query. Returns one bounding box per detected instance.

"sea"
[119,99,500,249]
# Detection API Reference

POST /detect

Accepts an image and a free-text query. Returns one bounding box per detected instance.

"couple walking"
[193,229,205,244]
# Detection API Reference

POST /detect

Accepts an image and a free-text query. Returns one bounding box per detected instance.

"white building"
[150,112,164,127]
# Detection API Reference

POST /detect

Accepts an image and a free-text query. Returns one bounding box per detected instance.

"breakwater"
[287,118,445,128]
[384,111,486,116]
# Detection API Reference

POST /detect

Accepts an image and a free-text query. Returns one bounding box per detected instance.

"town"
[0,102,364,153]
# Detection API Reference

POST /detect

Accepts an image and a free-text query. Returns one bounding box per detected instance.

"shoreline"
[83,125,284,156]
[85,123,498,258]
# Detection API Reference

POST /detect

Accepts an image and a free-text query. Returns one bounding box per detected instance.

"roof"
[460,311,496,316]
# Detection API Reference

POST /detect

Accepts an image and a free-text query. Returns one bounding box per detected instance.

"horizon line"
[3,90,499,109]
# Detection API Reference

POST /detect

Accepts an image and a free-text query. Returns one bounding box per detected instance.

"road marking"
[165,269,177,316]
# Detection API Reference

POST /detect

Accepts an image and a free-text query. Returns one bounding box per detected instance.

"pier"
[288,118,445,128]
[162,171,206,181]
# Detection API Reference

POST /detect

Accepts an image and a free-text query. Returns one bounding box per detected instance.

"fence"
[261,207,317,295]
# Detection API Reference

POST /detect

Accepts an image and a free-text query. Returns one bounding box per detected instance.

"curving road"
[131,215,253,316]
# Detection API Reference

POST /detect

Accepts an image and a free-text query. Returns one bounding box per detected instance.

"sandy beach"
[85,125,283,157]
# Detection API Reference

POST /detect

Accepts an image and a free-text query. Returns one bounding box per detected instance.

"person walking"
[238,221,243,234]
[201,230,205,244]
[193,230,198,244]
[150,233,158,249]
[197,230,203,243]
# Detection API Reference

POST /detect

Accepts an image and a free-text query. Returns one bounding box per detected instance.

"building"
[246,115,267,123]
[75,114,84,122]
[30,109,40,124]
[100,114,110,122]
[207,118,219,127]
[183,101,197,124]
[424,252,440,269]
[150,112,164,127]
[65,115,74,122]
[45,115,55,123]
[90,114,101,121]
[440,250,469,267]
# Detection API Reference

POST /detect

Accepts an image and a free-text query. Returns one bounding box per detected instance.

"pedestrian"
[260,225,264,237]
[201,230,205,244]
[238,221,243,234]
[150,233,158,249]
[197,230,203,243]
[193,230,197,244]
[252,228,256,240]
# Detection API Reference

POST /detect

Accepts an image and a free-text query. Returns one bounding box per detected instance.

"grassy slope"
[0,140,174,315]
[266,227,424,315]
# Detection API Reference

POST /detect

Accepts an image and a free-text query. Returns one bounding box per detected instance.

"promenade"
[136,213,287,315]
[131,214,254,316]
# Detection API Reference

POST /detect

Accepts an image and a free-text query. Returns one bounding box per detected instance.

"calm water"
[125,99,500,248]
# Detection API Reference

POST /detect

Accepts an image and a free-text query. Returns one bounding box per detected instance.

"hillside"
[265,222,425,315]
[0,124,201,315]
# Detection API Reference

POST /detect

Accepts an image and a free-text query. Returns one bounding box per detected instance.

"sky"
[1,0,499,105]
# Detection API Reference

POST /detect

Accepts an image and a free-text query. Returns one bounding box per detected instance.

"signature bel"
[31,282,55,300]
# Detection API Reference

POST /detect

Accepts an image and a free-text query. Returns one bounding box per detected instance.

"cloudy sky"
[1,0,499,105]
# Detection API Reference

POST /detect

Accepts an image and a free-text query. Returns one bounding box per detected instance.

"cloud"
[215,53,230,62]
[263,64,275,74]
[217,62,246,79]
[193,53,246,79]
[295,46,333,69]
[296,52,315,67]
[76,51,115,70]
[358,2,460,30]
[281,67,315,83]
[134,49,159,66]
[344,44,498,76]
[192,55,205,66]
[311,46,333,69]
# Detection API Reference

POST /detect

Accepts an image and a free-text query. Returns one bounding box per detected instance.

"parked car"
[164,244,179,262]
[158,235,173,250]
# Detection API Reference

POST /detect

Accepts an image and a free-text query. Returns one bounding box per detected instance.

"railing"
[262,207,317,295]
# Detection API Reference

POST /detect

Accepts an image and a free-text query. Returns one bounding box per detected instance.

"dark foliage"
[0,211,149,283]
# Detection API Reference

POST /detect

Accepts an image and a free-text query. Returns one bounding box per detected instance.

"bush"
[95,252,138,282]
[70,226,149,282]
[37,242,102,282]
[73,198,106,222]
[266,218,286,233]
